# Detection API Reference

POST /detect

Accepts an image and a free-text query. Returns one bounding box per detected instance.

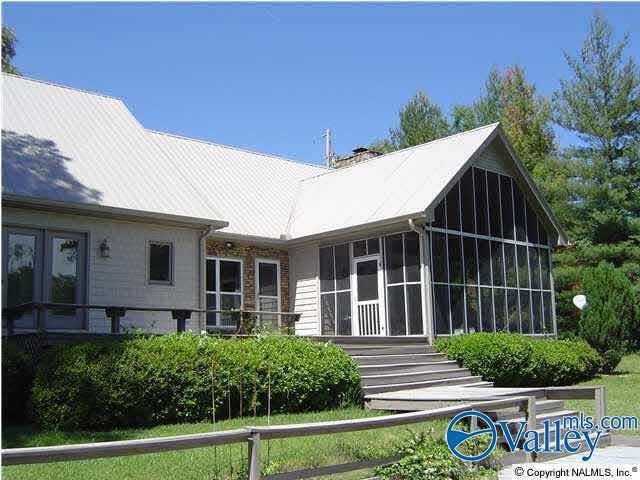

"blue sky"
[4,2,640,165]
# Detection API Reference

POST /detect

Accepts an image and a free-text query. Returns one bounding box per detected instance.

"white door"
[352,255,386,336]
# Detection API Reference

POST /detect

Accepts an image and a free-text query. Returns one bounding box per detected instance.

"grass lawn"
[2,407,450,480]
[566,353,640,435]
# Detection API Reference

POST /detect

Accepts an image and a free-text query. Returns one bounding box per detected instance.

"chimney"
[334,147,381,169]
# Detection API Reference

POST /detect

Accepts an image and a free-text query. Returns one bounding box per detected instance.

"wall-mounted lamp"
[99,239,111,258]
[225,241,234,249]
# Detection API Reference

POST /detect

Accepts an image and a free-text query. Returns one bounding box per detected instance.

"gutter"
[198,225,216,332]
[3,194,229,230]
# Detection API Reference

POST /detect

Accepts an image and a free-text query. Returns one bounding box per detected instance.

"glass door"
[352,255,386,336]
[44,231,86,329]
[3,227,43,329]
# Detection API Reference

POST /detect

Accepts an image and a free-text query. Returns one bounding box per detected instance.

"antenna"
[322,128,336,167]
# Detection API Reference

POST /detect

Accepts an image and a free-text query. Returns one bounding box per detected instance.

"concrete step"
[317,335,432,346]
[352,353,448,365]
[361,368,471,387]
[362,375,484,395]
[460,381,494,388]
[341,345,431,356]
[358,360,458,375]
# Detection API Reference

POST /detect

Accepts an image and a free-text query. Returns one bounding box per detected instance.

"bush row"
[28,334,361,431]
[2,341,35,424]
[435,333,601,387]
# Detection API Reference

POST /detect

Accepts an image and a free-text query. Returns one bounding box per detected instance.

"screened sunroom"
[427,166,555,337]
[314,167,557,339]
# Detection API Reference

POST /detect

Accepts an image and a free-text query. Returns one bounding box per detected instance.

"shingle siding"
[3,207,202,333]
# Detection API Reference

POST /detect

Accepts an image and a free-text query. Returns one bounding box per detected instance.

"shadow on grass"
[2,425,134,449]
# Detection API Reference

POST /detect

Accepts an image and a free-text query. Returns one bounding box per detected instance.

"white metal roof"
[2,74,564,242]
[148,130,326,239]
[286,124,500,240]
[2,74,227,226]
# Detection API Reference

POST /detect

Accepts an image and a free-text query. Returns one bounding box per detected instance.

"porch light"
[99,239,111,258]
[225,241,234,249]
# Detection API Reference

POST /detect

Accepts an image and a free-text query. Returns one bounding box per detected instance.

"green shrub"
[436,333,601,387]
[2,341,35,424]
[31,334,361,431]
[580,262,639,372]
[375,431,499,480]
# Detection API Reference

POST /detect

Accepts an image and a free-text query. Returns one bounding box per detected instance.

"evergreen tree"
[2,26,19,75]
[371,91,450,152]
[554,12,640,243]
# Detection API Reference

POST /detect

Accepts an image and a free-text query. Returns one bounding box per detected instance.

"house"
[1,74,566,341]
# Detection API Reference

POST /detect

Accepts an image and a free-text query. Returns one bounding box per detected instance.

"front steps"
[324,336,611,463]
[326,336,491,396]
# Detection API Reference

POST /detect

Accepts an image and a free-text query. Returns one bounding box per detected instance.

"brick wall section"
[205,239,290,313]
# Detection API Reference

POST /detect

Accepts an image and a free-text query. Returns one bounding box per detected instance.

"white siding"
[3,207,203,333]
[289,244,319,335]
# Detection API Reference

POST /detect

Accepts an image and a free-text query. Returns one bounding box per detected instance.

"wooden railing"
[2,387,608,479]
[2,302,302,335]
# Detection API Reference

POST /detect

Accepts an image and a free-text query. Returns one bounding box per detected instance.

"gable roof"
[1,74,566,244]
[287,123,495,239]
[2,74,227,227]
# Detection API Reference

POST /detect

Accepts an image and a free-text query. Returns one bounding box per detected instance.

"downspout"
[198,225,215,332]
[408,217,434,344]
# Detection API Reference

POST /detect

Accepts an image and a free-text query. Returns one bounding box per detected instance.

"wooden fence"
[1,387,607,480]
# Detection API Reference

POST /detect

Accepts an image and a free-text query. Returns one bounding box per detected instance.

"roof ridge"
[299,122,501,182]
[147,128,329,171]
[2,72,122,102]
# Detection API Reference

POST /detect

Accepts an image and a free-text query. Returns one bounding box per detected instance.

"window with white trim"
[205,257,242,329]
[383,232,423,335]
[429,167,554,336]
[256,259,280,328]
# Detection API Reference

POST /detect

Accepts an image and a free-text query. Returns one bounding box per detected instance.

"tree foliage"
[554,12,640,243]
[370,91,450,152]
[579,262,638,372]
[452,66,556,173]
[2,26,19,75]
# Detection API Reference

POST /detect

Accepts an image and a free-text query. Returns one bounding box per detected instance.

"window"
[256,259,280,329]
[206,258,242,329]
[319,244,351,335]
[2,227,86,330]
[148,242,173,284]
[353,237,380,257]
[429,166,554,336]
[384,232,423,335]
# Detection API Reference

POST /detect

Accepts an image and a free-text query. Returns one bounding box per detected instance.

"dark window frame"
[148,241,174,286]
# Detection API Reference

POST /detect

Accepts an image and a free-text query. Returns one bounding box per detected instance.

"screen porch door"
[352,255,386,336]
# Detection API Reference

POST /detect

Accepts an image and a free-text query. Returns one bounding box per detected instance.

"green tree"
[452,66,555,173]
[373,91,450,152]
[579,262,638,372]
[553,11,640,243]
[2,26,19,75]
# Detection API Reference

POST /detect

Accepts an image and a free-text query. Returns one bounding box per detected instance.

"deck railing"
[0,386,607,478]
[2,301,301,335]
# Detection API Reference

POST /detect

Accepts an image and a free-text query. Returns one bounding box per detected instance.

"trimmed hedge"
[32,334,361,431]
[2,341,35,424]
[435,333,601,387]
